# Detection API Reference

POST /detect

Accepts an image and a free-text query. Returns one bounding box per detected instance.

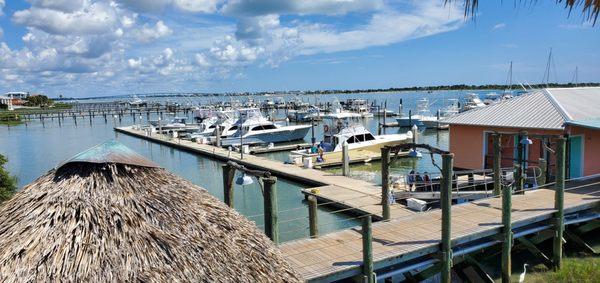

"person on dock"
[423,172,432,191]
[407,170,416,191]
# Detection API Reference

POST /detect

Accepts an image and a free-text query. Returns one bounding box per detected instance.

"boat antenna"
[571,66,579,87]
[504,61,513,93]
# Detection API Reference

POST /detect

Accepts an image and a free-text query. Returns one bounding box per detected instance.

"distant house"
[4,91,29,100]
[443,87,600,179]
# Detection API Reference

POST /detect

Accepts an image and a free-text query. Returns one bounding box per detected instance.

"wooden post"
[501,164,515,283]
[516,133,526,194]
[342,141,349,176]
[538,158,547,187]
[222,164,235,208]
[381,146,391,221]
[553,137,566,270]
[408,109,412,127]
[263,177,279,244]
[361,216,375,283]
[440,153,454,283]
[493,134,502,196]
[215,125,221,147]
[308,195,318,238]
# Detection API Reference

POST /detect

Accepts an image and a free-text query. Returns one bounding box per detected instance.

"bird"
[519,263,529,283]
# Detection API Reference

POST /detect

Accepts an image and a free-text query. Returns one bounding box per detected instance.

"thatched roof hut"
[0,140,300,282]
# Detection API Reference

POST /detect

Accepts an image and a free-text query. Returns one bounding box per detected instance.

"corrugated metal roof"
[57,140,159,170]
[442,91,566,130]
[545,87,600,121]
[566,118,600,130]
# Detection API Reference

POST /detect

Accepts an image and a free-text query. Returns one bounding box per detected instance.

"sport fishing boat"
[289,113,412,165]
[460,93,486,112]
[150,117,199,133]
[220,108,311,146]
[287,105,322,122]
[396,98,439,128]
[347,99,374,118]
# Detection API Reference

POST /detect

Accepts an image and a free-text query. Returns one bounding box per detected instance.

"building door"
[569,136,584,178]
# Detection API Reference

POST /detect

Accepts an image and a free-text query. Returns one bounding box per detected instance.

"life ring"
[323,124,329,132]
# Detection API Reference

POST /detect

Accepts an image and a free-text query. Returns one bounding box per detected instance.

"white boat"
[461,93,486,112]
[289,114,412,165]
[396,98,439,128]
[220,108,311,146]
[287,105,322,122]
[128,95,147,107]
[150,117,199,132]
[348,99,374,118]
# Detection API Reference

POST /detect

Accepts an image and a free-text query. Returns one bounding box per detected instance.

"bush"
[0,154,17,204]
[0,103,7,110]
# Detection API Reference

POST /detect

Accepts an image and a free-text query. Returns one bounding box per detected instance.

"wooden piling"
[538,158,547,187]
[222,164,235,208]
[263,177,279,244]
[342,141,349,176]
[441,153,454,283]
[502,164,515,283]
[381,146,391,221]
[361,215,375,283]
[553,137,566,270]
[493,134,502,196]
[308,195,318,238]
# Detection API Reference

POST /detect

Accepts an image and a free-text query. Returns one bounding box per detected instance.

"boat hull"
[396,117,422,127]
[221,125,311,146]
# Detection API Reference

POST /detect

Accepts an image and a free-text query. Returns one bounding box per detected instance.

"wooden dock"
[280,178,600,282]
[115,126,414,219]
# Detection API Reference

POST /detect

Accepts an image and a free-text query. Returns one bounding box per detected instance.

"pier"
[115,126,415,219]
[280,177,600,282]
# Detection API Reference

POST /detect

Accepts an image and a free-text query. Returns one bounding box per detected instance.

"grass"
[523,257,600,283]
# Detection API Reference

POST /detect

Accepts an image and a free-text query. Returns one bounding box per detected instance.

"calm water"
[0,90,493,242]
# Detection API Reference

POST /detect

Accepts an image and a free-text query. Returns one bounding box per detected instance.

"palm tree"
[450,0,599,23]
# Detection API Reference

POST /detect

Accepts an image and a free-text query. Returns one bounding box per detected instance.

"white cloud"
[493,23,506,30]
[0,0,5,16]
[222,0,383,16]
[1,0,467,96]
[0,27,3,38]
[29,0,89,12]
[133,20,173,43]
[297,1,464,55]
[118,0,222,13]
[12,2,119,35]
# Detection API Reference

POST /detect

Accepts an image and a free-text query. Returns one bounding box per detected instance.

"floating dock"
[281,177,600,282]
[115,126,414,219]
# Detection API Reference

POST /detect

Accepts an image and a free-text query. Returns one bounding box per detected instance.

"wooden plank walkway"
[115,126,414,219]
[280,178,600,282]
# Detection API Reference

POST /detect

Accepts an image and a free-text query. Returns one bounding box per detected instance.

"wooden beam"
[516,237,554,269]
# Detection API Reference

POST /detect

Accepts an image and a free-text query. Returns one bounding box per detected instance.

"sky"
[0,0,598,97]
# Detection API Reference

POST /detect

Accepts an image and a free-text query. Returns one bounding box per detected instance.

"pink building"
[443,87,600,179]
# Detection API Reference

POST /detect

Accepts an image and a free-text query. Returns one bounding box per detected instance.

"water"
[0,90,494,242]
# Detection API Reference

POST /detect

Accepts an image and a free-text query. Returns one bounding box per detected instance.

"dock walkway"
[115,126,414,219]
[280,178,600,282]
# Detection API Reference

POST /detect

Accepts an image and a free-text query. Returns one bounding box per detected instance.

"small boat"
[289,113,412,166]
[348,99,374,118]
[460,93,486,112]
[220,108,311,146]
[150,117,199,133]
[287,105,322,122]
[128,95,147,107]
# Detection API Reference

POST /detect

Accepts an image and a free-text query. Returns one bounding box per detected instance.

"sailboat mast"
[543,48,553,87]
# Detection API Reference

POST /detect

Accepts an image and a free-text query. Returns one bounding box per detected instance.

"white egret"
[519,263,529,283]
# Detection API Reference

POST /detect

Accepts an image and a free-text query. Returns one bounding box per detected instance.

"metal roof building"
[443,87,600,130]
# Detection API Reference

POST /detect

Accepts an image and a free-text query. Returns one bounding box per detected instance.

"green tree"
[0,154,17,204]
[24,95,53,107]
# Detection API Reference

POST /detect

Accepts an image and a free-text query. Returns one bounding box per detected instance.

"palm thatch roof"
[450,0,600,23]
[0,140,300,282]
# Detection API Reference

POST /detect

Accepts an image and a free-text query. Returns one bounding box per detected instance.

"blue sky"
[0,0,598,97]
